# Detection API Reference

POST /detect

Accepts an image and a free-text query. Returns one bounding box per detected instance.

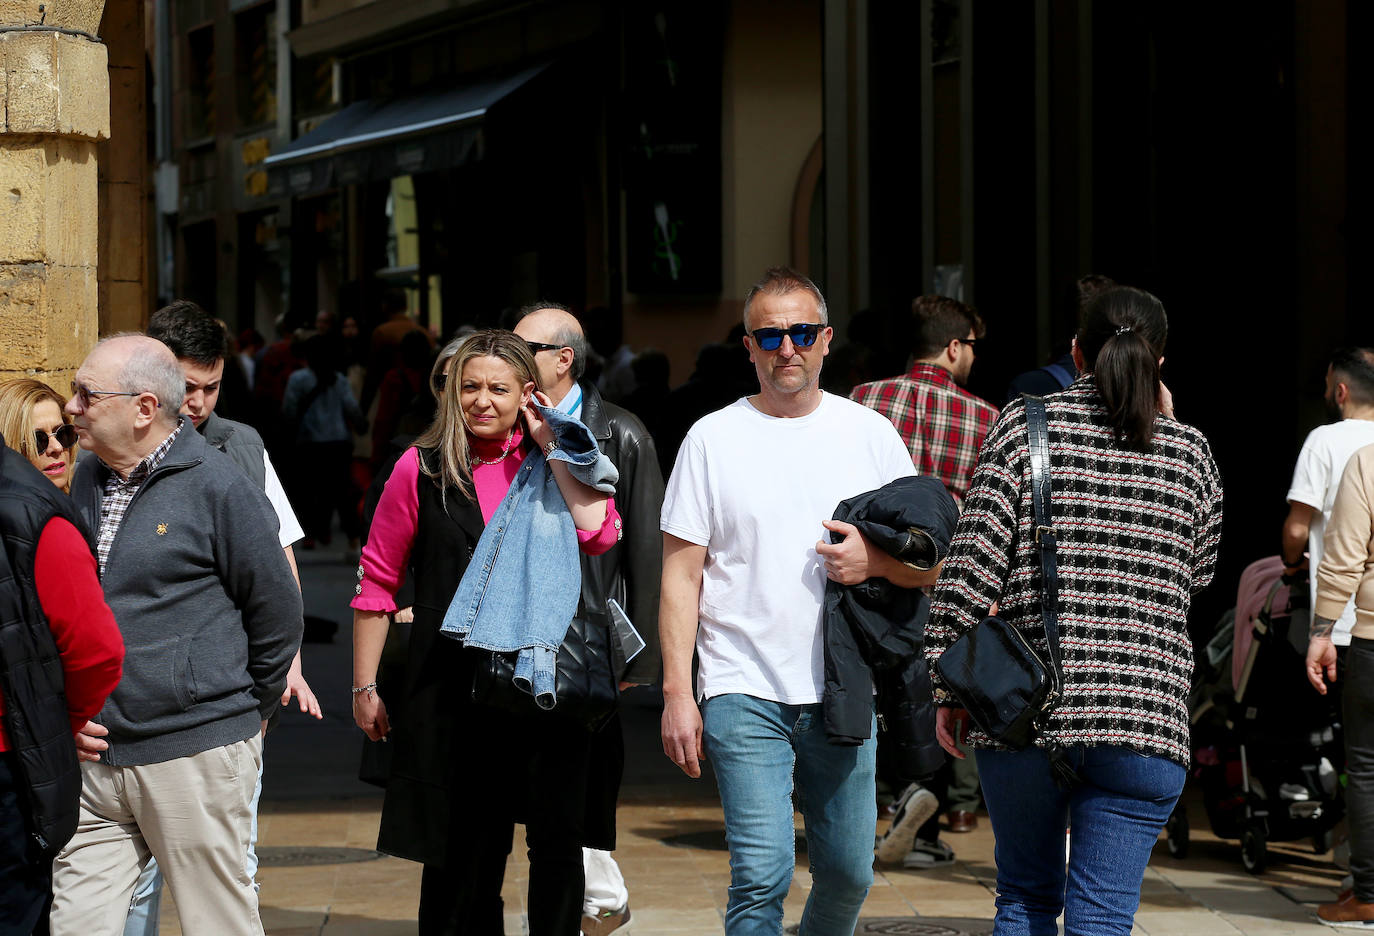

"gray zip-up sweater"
[199,410,266,490]
[70,424,303,766]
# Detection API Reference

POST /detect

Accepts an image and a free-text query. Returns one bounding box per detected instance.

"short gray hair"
[550,324,589,382]
[742,266,828,332]
[517,301,589,381]
[103,333,185,425]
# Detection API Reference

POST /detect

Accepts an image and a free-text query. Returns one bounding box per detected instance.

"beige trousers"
[49,735,263,936]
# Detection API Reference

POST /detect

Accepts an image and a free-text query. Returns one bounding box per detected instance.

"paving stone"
[161,553,1352,936]
[1134,909,1244,935]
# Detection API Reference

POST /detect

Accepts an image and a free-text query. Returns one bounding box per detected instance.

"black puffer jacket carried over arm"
[823,475,958,783]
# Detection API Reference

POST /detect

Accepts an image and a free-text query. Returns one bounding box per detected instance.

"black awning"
[265,63,548,196]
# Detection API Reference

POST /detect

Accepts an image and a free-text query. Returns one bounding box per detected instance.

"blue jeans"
[123,757,264,935]
[977,745,1185,936]
[701,693,876,936]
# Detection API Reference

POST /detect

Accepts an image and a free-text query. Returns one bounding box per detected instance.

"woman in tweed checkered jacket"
[927,286,1222,936]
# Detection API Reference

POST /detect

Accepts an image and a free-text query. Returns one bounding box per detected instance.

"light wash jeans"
[977,744,1186,936]
[701,693,876,936]
[123,758,264,936]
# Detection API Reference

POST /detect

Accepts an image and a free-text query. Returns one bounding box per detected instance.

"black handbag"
[470,611,620,733]
[934,396,1065,750]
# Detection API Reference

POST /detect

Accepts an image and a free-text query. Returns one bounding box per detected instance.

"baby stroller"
[1166,556,1344,873]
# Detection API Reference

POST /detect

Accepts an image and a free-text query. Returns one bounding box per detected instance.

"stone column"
[0,0,110,392]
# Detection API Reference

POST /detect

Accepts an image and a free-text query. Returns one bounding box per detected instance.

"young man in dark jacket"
[50,336,302,936]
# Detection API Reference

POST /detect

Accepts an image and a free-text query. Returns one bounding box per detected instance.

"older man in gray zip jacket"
[50,335,302,936]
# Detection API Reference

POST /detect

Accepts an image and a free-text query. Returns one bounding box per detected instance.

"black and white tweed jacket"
[926,376,1223,764]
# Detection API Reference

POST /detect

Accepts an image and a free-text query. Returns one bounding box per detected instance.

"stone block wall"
[0,4,110,392]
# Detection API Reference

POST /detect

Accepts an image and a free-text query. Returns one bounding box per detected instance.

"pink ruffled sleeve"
[577,496,622,557]
[351,447,422,612]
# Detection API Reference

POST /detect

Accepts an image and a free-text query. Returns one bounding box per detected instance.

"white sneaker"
[875,784,939,864]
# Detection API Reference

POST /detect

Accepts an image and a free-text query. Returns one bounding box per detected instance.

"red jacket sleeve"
[34,517,125,733]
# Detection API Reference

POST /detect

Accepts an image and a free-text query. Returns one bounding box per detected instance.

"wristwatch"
[544,439,558,456]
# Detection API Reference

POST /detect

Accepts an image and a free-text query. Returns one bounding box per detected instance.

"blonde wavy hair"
[0,378,75,489]
[415,329,542,502]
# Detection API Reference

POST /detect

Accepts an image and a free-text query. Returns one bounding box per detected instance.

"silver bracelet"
[351,682,377,700]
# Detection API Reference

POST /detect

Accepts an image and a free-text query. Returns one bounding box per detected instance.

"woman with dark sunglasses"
[0,378,80,492]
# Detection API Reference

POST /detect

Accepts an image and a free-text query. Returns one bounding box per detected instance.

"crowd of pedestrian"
[1,261,1367,936]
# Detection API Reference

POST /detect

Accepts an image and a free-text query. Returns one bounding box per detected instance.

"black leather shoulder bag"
[933,396,1064,750]
[470,612,620,733]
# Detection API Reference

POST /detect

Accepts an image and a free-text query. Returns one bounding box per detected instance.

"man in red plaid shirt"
[851,294,998,865]
[850,295,999,507]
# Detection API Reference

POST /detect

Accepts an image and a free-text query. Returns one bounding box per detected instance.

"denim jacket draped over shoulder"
[440,404,618,709]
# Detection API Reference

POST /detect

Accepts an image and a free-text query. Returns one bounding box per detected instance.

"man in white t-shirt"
[660,267,938,935]
[1288,348,1374,685]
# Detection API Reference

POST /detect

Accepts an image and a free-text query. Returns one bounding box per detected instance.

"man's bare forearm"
[660,581,700,697]
[660,536,707,697]
[1282,502,1316,567]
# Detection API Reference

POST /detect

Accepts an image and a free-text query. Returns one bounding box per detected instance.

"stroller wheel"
[1241,824,1268,874]
[1165,809,1189,859]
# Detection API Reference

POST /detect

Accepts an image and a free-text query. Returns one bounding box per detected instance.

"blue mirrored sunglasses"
[748,323,825,352]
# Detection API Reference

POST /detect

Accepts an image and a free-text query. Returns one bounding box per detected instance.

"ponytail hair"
[1076,286,1168,451]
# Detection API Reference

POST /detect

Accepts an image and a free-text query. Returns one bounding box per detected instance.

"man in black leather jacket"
[515,303,664,936]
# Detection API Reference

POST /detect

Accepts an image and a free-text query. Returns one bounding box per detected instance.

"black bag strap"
[1024,396,1064,699]
[297,374,332,420]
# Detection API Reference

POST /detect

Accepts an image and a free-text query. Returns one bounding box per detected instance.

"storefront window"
[186,26,215,141]
[380,175,441,333]
[235,3,278,129]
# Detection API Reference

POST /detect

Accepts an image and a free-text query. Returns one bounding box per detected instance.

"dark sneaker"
[902,837,957,870]
[875,784,939,865]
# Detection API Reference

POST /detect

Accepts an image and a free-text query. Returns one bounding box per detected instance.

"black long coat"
[372,449,616,868]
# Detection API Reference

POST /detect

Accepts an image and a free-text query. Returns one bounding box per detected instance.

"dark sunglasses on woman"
[35,425,78,450]
[748,323,825,352]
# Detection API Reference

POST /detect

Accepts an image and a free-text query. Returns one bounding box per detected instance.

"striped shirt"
[925,377,1223,764]
[850,363,1000,505]
[96,421,183,576]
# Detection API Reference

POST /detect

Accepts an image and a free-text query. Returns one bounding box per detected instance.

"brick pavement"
[154,783,1343,935]
[146,543,1343,935]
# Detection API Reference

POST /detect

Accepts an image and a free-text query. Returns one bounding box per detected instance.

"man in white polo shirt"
[1288,348,1374,679]
[659,267,937,935]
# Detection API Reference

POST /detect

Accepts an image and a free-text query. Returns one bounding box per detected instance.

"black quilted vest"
[0,439,95,858]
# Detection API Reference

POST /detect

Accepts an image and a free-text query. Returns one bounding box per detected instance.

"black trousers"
[1347,638,1374,901]
[417,811,584,935]
[0,753,51,936]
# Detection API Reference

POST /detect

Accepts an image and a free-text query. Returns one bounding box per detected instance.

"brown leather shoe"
[1318,890,1374,926]
[947,810,978,833]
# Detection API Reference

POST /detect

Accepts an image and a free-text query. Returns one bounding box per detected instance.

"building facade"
[157,0,1357,630]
